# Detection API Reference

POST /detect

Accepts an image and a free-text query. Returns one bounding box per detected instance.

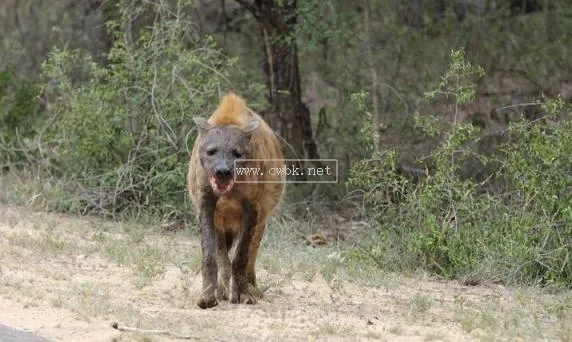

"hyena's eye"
[206,148,217,156]
[232,150,242,158]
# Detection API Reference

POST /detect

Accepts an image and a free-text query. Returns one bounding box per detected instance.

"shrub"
[349,49,572,288]
[36,0,236,223]
[0,68,42,166]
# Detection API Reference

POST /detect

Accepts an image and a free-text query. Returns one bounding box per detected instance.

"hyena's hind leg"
[230,200,258,304]
[246,222,266,289]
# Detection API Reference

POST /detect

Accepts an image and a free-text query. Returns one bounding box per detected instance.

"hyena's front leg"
[197,190,219,309]
[215,231,232,301]
[230,200,257,304]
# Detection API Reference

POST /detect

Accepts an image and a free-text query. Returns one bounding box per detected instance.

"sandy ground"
[0,205,570,342]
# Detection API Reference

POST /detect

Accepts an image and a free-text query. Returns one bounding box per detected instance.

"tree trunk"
[235,0,320,163]
[363,0,381,152]
[81,0,117,57]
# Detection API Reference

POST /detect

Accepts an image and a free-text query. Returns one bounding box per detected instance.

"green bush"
[36,0,236,222]
[0,68,42,165]
[349,49,572,288]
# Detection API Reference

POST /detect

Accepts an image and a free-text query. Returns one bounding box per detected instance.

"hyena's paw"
[230,290,257,305]
[197,293,218,309]
[230,278,257,305]
[217,282,230,301]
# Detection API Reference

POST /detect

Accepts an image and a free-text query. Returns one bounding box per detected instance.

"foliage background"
[0,0,570,287]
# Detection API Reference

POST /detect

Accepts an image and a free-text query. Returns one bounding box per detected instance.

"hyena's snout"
[209,162,235,196]
[214,165,233,181]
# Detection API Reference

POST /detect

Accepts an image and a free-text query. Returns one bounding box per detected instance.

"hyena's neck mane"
[208,92,255,127]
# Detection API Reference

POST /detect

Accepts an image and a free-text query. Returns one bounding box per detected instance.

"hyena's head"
[193,117,259,196]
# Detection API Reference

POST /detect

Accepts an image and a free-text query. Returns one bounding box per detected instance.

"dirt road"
[0,324,50,342]
[0,205,569,341]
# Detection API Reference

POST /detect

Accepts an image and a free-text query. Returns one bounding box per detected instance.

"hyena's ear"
[242,119,260,138]
[193,117,211,136]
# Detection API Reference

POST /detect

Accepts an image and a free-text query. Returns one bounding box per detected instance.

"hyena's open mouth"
[209,174,235,196]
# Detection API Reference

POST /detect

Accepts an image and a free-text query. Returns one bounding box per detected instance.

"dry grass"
[0,204,570,342]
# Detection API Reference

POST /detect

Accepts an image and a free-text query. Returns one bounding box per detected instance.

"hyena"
[188,93,285,309]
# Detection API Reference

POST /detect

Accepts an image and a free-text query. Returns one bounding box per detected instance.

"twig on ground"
[111,321,201,340]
